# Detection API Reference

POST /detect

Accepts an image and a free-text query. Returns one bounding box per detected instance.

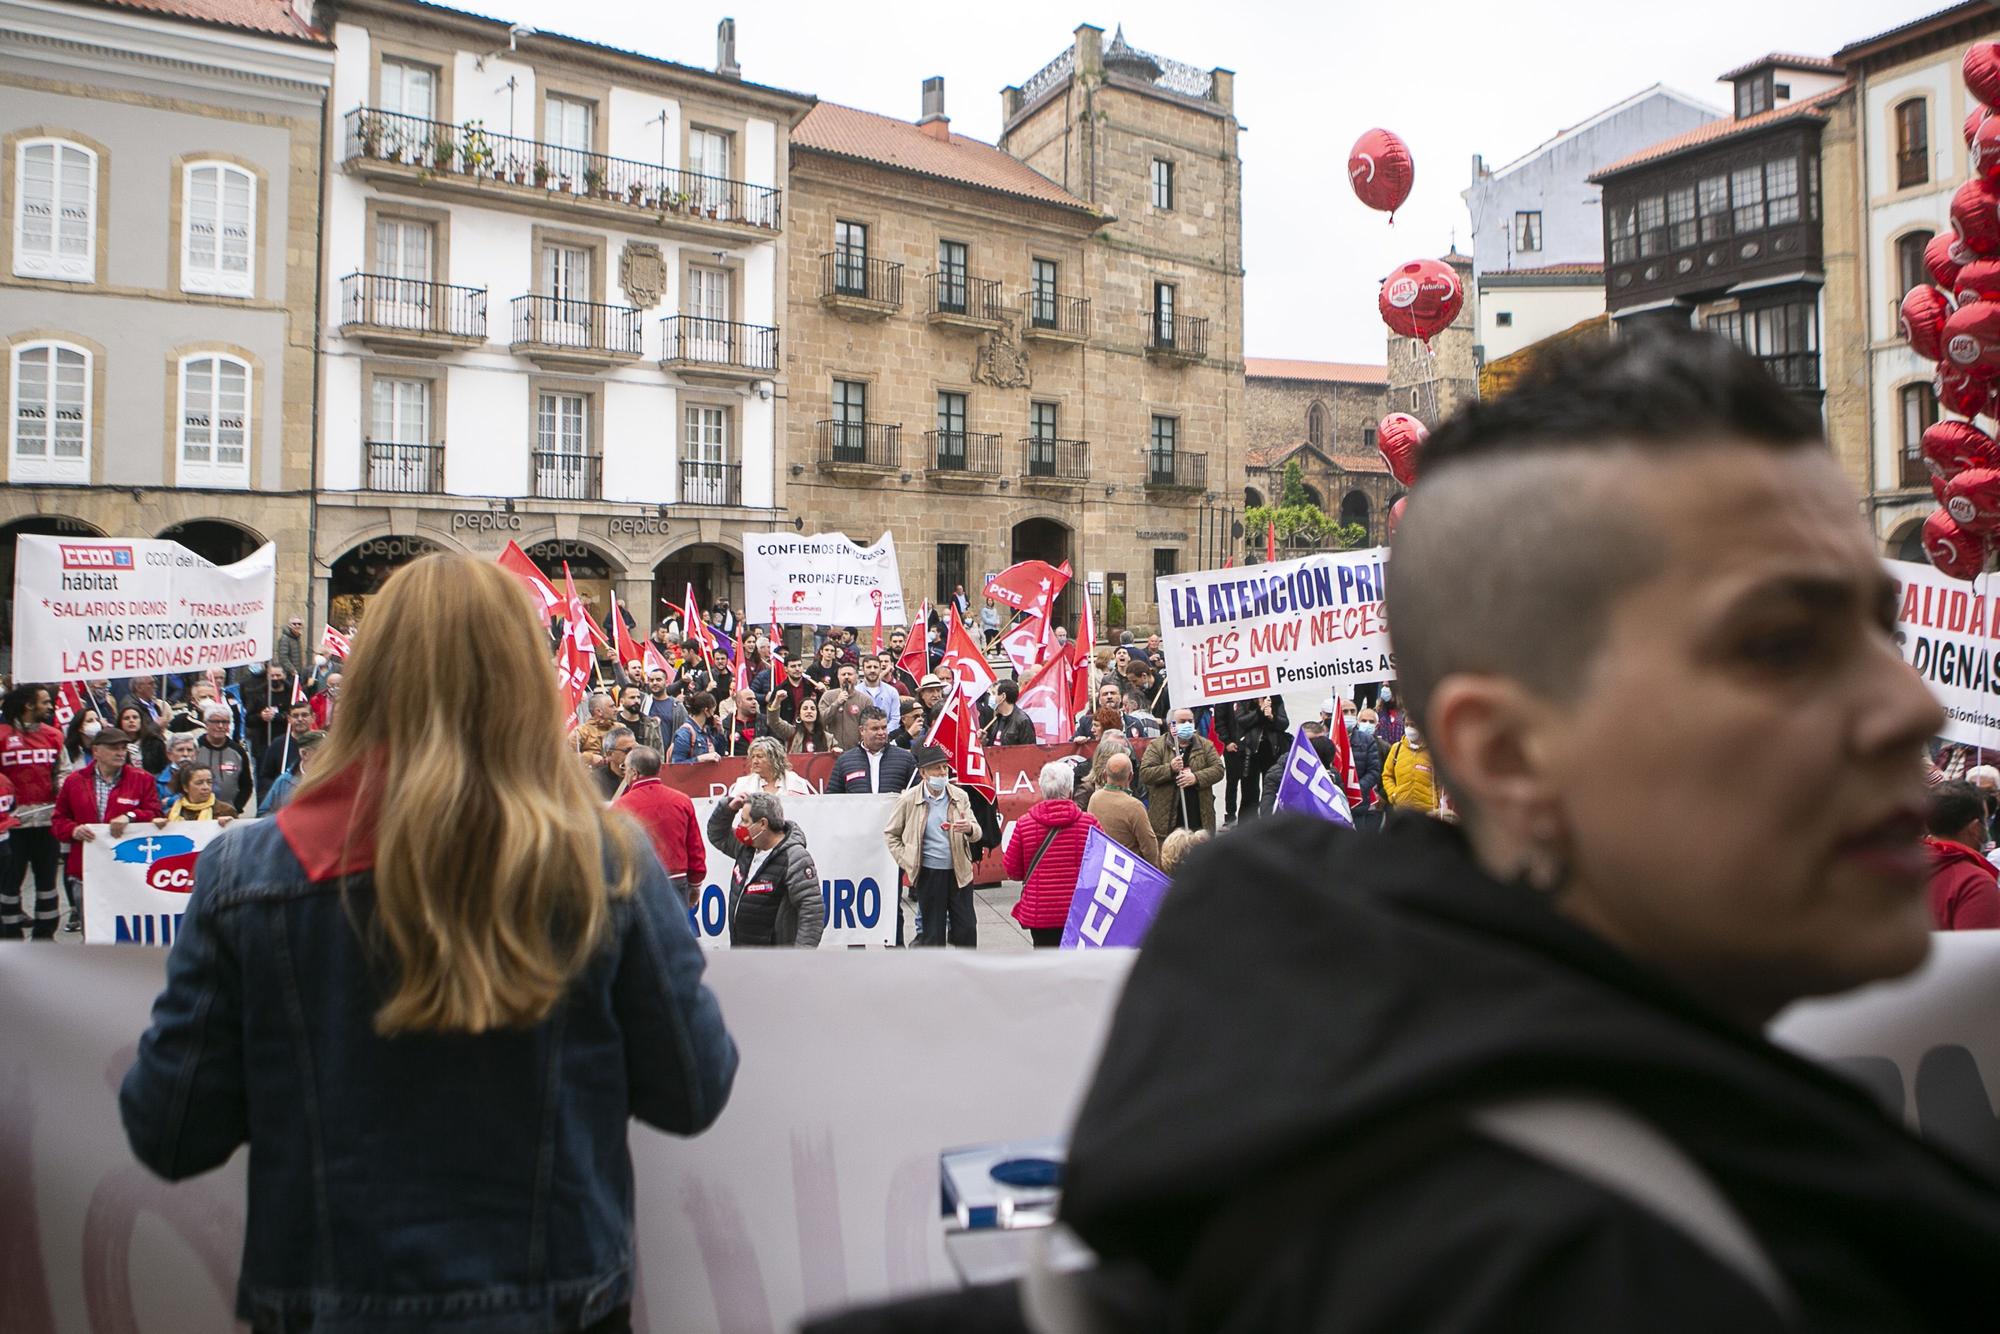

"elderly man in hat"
[916,673,950,732]
[883,744,980,947]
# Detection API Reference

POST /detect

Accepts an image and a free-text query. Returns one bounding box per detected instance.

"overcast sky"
[454,0,1940,362]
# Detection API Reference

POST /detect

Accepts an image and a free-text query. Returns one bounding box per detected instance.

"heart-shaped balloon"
[1929,232,1968,291]
[1947,466,2000,533]
[1903,285,1952,359]
[1378,260,1465,342]
[1926,507,1989,580]
[1377,413,1428,486]
[1385,495,1408,543]
[1946,300,2000,371]
[1924,420,2000,479]
[1953,179,2000,257]
[1347,128,1414,217]
[1937,362,1997,417]
[1968,43,2000,107]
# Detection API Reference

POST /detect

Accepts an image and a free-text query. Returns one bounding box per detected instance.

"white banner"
[81,818,236,945]
[746,531,908,628]
[1156,548,1395,708]
[2,935,1997,1333]
[688,793,901,948]
[1888,556,2000,749]
[9,535,275,680]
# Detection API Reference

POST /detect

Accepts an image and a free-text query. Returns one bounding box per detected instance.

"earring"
[1519,813,1570,898]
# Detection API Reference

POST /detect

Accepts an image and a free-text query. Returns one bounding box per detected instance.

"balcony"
[819,252,902,319]
[1145,450,1207,493]
[816,420,900,476]
[509,296,643,371]
[338,273,486,354]
[1020,289,1090,345]
[1146,311,1210,363]
[923,430,1002,486]
[660,317,778,385]
[532,451,601,501]
[341,108,782,238]
[363,441,445,494]
[680,459,742,506]
[1019,437,1089,492]
[924,272,1008,331]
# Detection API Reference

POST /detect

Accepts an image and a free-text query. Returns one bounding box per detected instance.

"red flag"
[1266,520,1278,563]
[558,564,595,723]
[1068,583,1097,726]
[643,640,677,685]
[769,605,788,687]
[899,601,931,682]
[319,624,352,659]
[941,606,998,702]
[923,689,996,802]
[53,681,85,731]
[498,539,562,625]
[1327,707,1363,807]
[1015,650,1074,744]
[984,559,1070,614]
[999,614,1048,676]
[1223,555,1233,569]
[610,590,646,677]
[872,599,885,655]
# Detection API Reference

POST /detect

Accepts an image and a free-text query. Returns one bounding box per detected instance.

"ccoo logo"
[61,544,134,570]
[114,832,201,895]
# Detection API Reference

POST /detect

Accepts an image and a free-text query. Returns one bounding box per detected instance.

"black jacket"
[1348,730,1383,809]
[1058,814,2000,1331]
[984,707,1036,748]
[1228,697,1290,768]
[831,743,915,794]
[704,800,822,947]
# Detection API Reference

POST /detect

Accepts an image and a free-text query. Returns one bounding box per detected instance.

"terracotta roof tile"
[793,103,1095,213]
[1244,357,1388,385]
[1501,261,1603,276]
[1717,52,1844,81]
[1592,85,1848,178]
[1244,441,1392,476]
[80,0,324,41]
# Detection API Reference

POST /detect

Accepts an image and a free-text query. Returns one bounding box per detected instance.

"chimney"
[1472,153,1486,178]
[715,18,740,80]
[918,76,950,141]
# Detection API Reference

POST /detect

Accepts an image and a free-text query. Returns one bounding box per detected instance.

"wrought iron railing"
[339,273,486,339]
[1022,288,1090,338]
[363,441,444,493]
[1146,450,1207,489]
[924,430,1001,475]
[925,271,1007,322]
[680,459,742,506]
[1147,310,1210,357]
[510,295,643,356]
[532,450,601,500]
[659,317,778,372]
[817,419,900,469]
[342,107,782,227]
[819,251,903,304]
[1021,437,1089,482]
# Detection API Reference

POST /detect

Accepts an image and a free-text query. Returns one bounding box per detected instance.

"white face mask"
[82,722,101,739]
[925,776,947,796]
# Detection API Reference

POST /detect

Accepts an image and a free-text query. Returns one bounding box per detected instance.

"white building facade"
[316,0,813,627]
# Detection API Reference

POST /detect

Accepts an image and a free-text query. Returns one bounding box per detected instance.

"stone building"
[783,23,1243,638]
[0,0,332,656]
[314,0,813,630]
[1385,249,1478,429]
[1241,358,1394,549]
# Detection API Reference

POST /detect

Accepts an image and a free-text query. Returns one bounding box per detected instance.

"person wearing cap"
[889,697,927,752]
[51,725,162,932]
[260,730,326,814]
[916,674,949,731]
[883,745,979,947]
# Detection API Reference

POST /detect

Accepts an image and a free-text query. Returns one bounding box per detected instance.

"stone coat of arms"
[619,242,668,309]
[975,323,1033,390]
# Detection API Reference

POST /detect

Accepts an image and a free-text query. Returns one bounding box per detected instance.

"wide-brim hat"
[918,674,947,691]
[913,745,951,769]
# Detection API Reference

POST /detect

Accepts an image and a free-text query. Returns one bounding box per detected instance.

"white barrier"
[689,794,900,950]
[1,936,1997,1332]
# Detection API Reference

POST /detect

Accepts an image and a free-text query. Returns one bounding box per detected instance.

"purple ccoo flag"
[1274,726,1354,827]
[1059,828,1171,949]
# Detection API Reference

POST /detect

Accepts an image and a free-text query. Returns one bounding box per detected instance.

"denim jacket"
[119,808,738,1334]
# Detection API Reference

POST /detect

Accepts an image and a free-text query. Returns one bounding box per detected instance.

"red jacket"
[0,770,16,836]
[1004,798,1099,930]
[1925,836,2000,930]
[52,764,163,878]
[614,777,706,884]
[0,721,63,806]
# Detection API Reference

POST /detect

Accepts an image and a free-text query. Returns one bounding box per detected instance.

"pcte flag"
[11,536,275,680]
[747,531,909,628]
[1156,547,1394,709]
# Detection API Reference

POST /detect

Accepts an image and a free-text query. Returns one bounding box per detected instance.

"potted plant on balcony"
[355,111,383,159]
[626,181,644,205]
[532,159,551,187]
[582,165,606,198]
[463,122,493,177]
[430,129,457,172]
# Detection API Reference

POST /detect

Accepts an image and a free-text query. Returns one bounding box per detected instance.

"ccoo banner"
[746,531,908,628]
[81,818,235,946]
[686,793,901,948]
[10,535,275,680]
[1156,547,1395,708]
[1887,556,2000,748]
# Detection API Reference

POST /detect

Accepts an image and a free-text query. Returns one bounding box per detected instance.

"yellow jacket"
[1380,738,1438,813]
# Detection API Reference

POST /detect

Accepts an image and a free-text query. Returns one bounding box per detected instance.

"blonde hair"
[746,735,791,784]
[1160,828,1211,876]
[298,554,639,1035]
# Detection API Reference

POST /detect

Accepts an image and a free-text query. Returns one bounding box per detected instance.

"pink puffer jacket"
[1004,798,1099,929]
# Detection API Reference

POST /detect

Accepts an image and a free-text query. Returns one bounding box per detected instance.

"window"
[833,219,867,295]
[1151,157,1173,210]
[1731,164,1764,234]
[1608,203,1637,263]
[544,95,592,152]
[831,378,867,461]
[9,342,89,482]
[1901,384,1938,489]
[1637,195,1666,258]
[1735,76,1770,119]
[1153,281,1177,344]
[935,390,967,468]
[1153,548,1178,584]
[368,375,435,491]
[1711,298,1819,390]
[1031,257,1059,326]
[177,354,250,486]
[1028,401,1059,474]
[688,127,730,212]
[1765,158,1800,226]
[535,391,591,498]
[1306,402,1326,447]
[1774,83,1791,100]
[684,404,728,502]
[1667,186,1697,250]
[936,544,969,606]
[1897,230,1935,295]
[1149,414,1178,481]
[937,239,969,314]
[1806,152,1819,222]
[1895,98,1929,190]
[1514,211,1542,253]
[1697,174,1731,242]
[1362,426,1377,452]
[1494,311,1513,327]
[539,243,591,344]
[380,59,437,120]
[182,162,254,297]
[371,216,433,327]
[14,139,96,282]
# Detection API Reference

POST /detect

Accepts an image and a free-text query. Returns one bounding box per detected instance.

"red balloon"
[1929,232,1967,291]
[1976,118,2000,183]
[1947,467,2000,533]
[1348,128,1414,217]
[1970,107,1993,146]
[1956,258,2000,305]
[1935,473,1952,507]
[1923,420,2000,479]
[1953,179,2000,257]
[1377,413,1428,486]
[1379,259,1464,341]
[1903,285,1951,359]
[1946,300,2000,372]
[1937,362,1997,417]
[1968,44,2000,107]
[1386,495,1408,543]
[1926,508,1989,580]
